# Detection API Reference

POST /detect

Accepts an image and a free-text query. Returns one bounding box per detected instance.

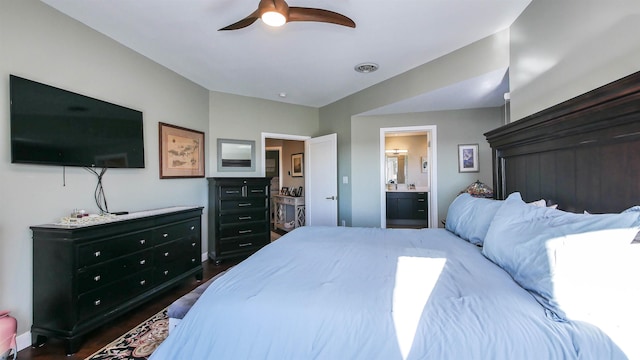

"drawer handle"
[250,189,264,193]
[164,252,170,257]
[94,275,101,282]
[238,216,252,220]
[140,280,146,286]
[225,190,240,194]
[94,299,101,306]
[238,230,252,234]
[140,259,146,265]
[418,199,425,202]
[190,226,195,230]
[140,239,146,245]
[164,270,169,275]
[239,242,253,247]
[238,203,252,207]
[418,209,425,212]
[94,251,101,257]
[191,242,196,247]
[191,258,196,263]
[163,233,169,238]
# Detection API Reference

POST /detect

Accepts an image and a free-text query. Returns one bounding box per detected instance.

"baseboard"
[16,331,31,352]
[201,251,207,262]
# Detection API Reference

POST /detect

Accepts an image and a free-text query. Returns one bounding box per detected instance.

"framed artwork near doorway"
[291,153,304,177]
[458,144,479,173]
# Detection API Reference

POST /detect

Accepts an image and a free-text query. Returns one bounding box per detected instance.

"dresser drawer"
[220,210,266,224]
[155,236,200,264]
[219,184,268,199]
[77,269,154,321]
[78,230,152,268]
[154,256,200,283]
[153,219,200,245]
[219,222,267,239]
[218,235,268,254]
[77,250,152,294]
[220,198,267,212]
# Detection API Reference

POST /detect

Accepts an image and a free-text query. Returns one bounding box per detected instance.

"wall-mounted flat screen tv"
[10,75,145,168]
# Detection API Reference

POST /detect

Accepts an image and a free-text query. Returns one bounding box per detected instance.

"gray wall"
[0,0,210,335]
[351,109,502,227]
[509,0,640,121]
[320,30,510,226]
[208,91,319,177]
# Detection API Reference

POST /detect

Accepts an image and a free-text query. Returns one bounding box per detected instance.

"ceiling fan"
[219,0,356,31]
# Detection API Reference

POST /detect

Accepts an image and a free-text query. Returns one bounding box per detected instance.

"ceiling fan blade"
[288,7,356,28]
[219,10,260,31]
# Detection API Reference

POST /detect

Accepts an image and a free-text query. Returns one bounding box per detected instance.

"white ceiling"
[40,0,530,114]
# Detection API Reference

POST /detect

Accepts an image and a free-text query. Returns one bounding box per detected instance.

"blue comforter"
[151,227,625,359]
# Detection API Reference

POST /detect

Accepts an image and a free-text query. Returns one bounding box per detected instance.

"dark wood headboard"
[485,71,640,213]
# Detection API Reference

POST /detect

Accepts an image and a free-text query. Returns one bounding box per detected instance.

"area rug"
[84,308,168,360]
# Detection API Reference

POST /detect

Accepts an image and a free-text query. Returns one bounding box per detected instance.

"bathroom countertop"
[386,186,429,192]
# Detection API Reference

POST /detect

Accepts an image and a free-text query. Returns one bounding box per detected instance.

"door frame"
[380,125,438,228]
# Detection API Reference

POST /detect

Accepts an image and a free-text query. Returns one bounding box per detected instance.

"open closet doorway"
[380,126,438,229]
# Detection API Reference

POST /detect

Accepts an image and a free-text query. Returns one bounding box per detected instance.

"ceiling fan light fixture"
[262,11,286,27]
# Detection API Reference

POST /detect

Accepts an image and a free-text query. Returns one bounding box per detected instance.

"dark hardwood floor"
[17,259,240,360]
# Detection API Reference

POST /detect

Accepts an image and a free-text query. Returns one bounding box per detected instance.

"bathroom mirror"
[385,154,407,184]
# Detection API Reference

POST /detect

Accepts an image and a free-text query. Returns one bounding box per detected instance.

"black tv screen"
[10,75,145,168]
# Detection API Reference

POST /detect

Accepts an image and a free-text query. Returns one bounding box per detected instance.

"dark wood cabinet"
[30,207,203,354]
[386,191,428,227]
[208,177,271,264]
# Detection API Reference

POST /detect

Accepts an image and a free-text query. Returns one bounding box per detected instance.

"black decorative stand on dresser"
[30,206,203,354]
[208,177,271,264]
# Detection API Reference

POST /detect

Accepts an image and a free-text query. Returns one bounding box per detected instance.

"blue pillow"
[482,192,640,321]
[445,193,502,246]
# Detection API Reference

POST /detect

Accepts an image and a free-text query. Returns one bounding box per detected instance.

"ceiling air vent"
[354,63,379,73]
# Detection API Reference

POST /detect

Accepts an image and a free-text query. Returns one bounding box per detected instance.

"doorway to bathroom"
[380,125,438,229]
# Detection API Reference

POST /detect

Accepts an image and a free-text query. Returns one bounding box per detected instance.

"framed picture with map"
[159,122,205,178]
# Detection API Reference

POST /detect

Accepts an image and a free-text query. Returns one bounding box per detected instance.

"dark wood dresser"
[30,206,203,354]
[208,177,271,264]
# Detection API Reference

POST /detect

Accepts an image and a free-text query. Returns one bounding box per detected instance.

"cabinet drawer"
[219,185,244,198]
[153,219,200,245]
[218,235,268,254]
[220,199,266,211]
[155,237,200,264]
[219,184,267,199]
[77,269,153,321]
[219,222,267,239]
[77,250,152,294]
[220,210,266,224]
[154,256,200,283]
[78,230,152,268]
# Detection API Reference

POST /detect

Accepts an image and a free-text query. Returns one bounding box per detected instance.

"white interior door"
[305,133,338,226]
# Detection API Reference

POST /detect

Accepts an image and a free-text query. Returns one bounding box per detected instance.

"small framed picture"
[291,153,304,177]
[281,187,289,195]
[458,144,479,173]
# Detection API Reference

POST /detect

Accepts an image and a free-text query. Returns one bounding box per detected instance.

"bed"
[151,71,640,359]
